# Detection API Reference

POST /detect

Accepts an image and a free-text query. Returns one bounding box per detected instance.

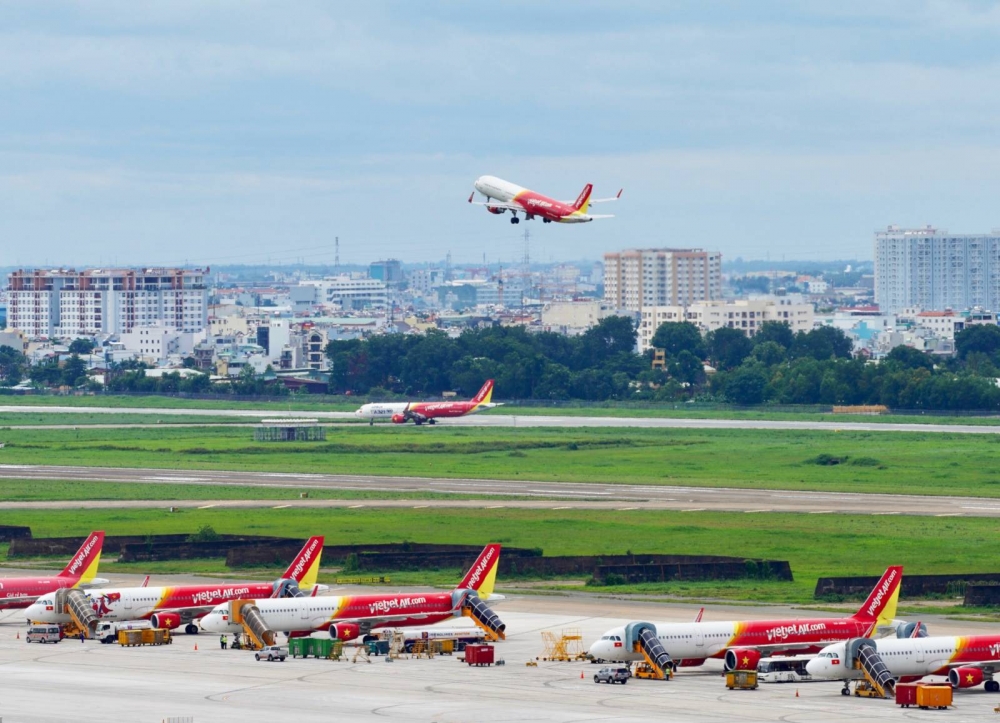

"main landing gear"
[509,216,520,224]
[185,623,199,635]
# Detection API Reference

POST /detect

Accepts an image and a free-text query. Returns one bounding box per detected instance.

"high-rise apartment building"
[603,248,722,312]
[875,226,1000,313]
[6,268,208,338]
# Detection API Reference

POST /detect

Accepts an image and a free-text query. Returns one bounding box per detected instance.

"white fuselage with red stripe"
[474,175,594,223]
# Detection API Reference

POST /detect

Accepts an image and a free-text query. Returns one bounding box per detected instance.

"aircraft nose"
[805,658,823,677]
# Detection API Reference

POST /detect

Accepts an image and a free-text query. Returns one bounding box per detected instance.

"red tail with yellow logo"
[849,565,903,634]
[59,531,105,585]
[457,544,501,599]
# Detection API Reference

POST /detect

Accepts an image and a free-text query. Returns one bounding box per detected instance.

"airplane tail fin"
[472,379,494,405]
[282,536,324,590]
[850,566,902,632]
[456,544,501,599]
[62,531,105,584]
[573,184,593,213]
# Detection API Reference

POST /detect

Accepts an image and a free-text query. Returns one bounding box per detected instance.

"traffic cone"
[194,643,198,651]
[580,671,585,679]
[795,689,799,698]
[16,632,19,639]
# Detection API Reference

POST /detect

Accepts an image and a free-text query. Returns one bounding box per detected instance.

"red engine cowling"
[486,206,505,215]
[724,648,762,672]
[949,667,984,688]
[329,622,361,641]
[391,414,406,424]
[150,612,182,630]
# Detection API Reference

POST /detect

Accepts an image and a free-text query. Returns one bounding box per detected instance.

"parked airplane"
[806,633,1000,692]
[354,379,500,425]
[199,544,504,642]
[0,531,106,611]
[588,566,903,672]
[25,536,324,634]
[469,175,621,224]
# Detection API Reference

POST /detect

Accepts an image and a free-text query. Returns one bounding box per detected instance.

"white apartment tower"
[875,226,1000,313]
[7,268,208,338]
[604,248,722,312]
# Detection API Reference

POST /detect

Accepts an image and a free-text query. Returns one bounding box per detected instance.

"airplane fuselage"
[807,635,1000,681]
[474,175,596,223]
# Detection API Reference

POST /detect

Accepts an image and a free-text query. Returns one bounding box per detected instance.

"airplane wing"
[587,214,615,219]
[78,579,111,588]
[561,189,623,204]
[467,195,522,212]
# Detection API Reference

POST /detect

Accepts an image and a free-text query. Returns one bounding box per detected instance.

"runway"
[1,404,998,433]
[3,464,1000,517]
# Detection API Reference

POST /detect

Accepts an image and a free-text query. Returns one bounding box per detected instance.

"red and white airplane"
[0,531,106,610]
[469,175,621,224]
[24,536,324,634]
[354,379,500,425]
[200,544,504,643]
[588,566,903,673]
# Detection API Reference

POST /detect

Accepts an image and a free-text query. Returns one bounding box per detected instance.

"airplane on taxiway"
[0,531,107,610]
[468,175,621,224]
[354,379,500,425]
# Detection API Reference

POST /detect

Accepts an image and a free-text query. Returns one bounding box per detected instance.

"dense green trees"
[0,346,25,385]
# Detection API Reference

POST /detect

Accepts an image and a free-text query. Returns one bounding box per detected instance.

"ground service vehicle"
[756,655,814,683]
[594,667,631,684]
[255,645,286,662]
[95,619,152,644]
[26,625,62,643]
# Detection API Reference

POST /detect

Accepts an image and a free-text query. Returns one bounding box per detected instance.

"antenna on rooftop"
[334,236,340,271]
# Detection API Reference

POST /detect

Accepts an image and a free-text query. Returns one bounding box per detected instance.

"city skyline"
[5,2,1000,265]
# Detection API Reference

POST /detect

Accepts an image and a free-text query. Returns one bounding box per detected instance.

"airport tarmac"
[2,585,997,722]
[3,464,1000,518]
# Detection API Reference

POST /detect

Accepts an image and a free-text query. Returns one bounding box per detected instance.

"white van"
[26,625,62,644]
[95,620,152,644]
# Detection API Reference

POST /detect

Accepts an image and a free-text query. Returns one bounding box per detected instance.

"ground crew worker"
[79,631,85,643]
[220,634,227,650]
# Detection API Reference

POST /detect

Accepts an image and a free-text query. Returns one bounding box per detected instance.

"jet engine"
[391,414,407,424]
[724,648,762,672]
[486,206,505,215]
[949,667,984,689]
[329,622,361,641]
[150,612,182,630]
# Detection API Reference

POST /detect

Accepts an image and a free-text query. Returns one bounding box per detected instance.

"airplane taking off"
[25,536,324,634]
[469,175,621,224]
[807,633,1000,693]
[0,531,107,610]
[354,379,500,425]
[588,566,903,673]
[200,544,505,642]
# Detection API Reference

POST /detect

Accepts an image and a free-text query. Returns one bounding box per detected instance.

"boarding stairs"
[55,588,99,639]
[850,640,895,699]
[228,599,275,650]
[633,627,673,680]
[461,594,506,641]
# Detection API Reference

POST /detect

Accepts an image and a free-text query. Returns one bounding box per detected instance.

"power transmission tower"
[334,236,340,272]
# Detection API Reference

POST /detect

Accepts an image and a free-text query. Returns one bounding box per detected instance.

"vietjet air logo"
[290,539,321,581]
[765,622,827,642]
[866,569,898,617]
[524,198,554,209]
[989,643,1000,658]
[467,548,495,590]
[192,587,251,605]
[66,535,101,576]
[368,596,427,615]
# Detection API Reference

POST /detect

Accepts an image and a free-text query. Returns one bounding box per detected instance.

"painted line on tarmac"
[961,506,1000,511]
[486,505,505,509]
[808,510,833,514]
[348,504,364,508]
[197,504,217,509]
[872,512,900,515]
[681,508,705,512]
[551,506,573,510]
[272,504,291,509]
[617,507,638,511]
[744,509,770,513]
[412,505,428,509]
[935,513,963,517]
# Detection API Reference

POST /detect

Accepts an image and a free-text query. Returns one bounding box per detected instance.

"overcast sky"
[4,1,1000,267]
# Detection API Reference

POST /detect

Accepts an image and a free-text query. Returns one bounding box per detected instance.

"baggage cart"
[916,684,951,710]
[465,644,495,667]
[725,670,758,690]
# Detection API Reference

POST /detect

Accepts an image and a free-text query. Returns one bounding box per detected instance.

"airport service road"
[2,594,998,723]
[3,403,1000,433]
[4,464,1000,517]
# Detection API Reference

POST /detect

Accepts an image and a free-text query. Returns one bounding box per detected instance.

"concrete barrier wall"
[595,560,793,584]
[964,584,1000,606]
[0,525,32,542]
[9,534,279,558]
[815,573,1000,599]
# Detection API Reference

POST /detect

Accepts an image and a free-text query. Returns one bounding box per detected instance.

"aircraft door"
[695,632,704,647]
[915,644,924,664]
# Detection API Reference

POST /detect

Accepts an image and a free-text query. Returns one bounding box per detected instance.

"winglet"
[468,192,475,203]
[457,544,501,599]
[283,536,324,589]
[62,531,104,584]
[852,566,902,629]
[616,188,623,199]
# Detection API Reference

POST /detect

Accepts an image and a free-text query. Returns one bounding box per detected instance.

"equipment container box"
[312,639,333,658]
[916,684,952,709]
[289,638,309,658]
[465,644,495,666]
[895,682,919,707]
[725,670,758,690]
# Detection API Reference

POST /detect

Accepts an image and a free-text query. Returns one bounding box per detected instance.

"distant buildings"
[875,225,1000,313]
[6,268,207,338]
[292,276,388,312]
[368,259,403,284]
[638,297,814,352]
[541,300,621,336]
[603,248,722,312]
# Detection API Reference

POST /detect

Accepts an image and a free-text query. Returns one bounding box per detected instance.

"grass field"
[0,413,258,426]
[1,507,994,605]
[1,424,999,498]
